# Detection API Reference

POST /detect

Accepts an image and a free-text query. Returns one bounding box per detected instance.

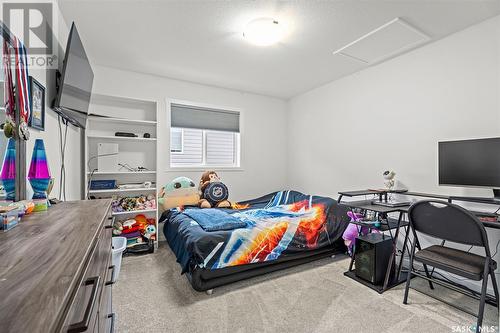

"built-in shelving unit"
[85,93,159,249]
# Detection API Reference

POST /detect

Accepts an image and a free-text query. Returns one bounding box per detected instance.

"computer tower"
[354,233,393,285]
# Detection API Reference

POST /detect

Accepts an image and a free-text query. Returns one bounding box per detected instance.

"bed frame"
[186,239,347,292]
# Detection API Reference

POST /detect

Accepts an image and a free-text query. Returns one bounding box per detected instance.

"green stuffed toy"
[158,176,200,212]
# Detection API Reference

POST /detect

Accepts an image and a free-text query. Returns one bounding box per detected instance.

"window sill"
[166,167,244,172]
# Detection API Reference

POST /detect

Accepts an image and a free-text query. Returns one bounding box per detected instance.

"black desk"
[339,190,500,294]
[338,189,407,203]
[402,192,500,229]
[338,198,411,293]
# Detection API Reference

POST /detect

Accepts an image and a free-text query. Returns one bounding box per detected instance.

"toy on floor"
[198,171,230,209]
[158,176,199,212]
[342,211,380,256]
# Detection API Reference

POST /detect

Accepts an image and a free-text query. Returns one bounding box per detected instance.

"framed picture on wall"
[29,77,45,131]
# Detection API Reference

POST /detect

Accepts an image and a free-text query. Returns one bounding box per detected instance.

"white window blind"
[206,131,235,165]
[170,128,183,153]
[171,103,240,132]
[170,128,203,166]
[169,103,240,168]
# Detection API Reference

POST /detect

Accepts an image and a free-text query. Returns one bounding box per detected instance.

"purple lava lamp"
[28,139,51,209]
[0,138,16,201]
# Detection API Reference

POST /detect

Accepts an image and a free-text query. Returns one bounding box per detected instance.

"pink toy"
[342,211,379,255]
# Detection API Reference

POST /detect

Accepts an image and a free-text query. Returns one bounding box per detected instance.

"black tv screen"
[439,137,500,188]
[54,22,93,128]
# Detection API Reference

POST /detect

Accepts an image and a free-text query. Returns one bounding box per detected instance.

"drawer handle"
[105,216,115,229]
[107,313,115,333]
[67,276,101,333]
[105,265,115,286]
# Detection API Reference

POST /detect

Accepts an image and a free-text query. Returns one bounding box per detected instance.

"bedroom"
[0,0,499,332]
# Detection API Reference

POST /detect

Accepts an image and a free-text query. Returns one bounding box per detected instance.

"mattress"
[162,190,351,280]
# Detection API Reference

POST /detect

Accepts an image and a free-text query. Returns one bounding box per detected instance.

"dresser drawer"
[62,222,112,332]
[98,229,114,332]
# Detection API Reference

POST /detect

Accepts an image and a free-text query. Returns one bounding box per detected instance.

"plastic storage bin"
[0,208,20,232]
[111,237,127,282]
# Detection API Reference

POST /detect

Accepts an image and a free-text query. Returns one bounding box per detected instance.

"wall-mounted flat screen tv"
[53,22,93,128]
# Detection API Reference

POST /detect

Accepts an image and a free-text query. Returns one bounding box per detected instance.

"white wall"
[91,65,288,202]
[287,15,500,292]
[13,4,82,201]
[287,15,500,199]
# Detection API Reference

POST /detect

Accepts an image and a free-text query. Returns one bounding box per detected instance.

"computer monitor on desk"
[439,137,500,201]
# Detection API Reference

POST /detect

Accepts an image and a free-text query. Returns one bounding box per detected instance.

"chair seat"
[414,245,497,281]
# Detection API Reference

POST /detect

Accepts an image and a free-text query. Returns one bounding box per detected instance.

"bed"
[161,190,351,291]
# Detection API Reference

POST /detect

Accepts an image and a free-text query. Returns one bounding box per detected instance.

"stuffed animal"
[342,211,380,256]
[143,224,156,241]
[122,218,139,234]
[383,170,396,191]
[111,195,157,213]
[112,220,123,236]
[158,176,200,212]
[198,171,230,209]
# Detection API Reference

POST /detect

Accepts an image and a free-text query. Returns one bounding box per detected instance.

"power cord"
[491,238,500,258]
[118,163,149,172]
[86,168,97,200]
[86,152,119,199]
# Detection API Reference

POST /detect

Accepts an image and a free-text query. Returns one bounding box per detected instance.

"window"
[170,103,240,168]
[170,128,183,153]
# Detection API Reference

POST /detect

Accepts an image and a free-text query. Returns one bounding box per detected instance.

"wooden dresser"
[0,199,115,333]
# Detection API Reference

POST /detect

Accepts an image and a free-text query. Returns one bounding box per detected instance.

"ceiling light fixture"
[243,18,284,46]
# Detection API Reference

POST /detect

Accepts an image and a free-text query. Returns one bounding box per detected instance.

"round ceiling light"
[243,18,285,46]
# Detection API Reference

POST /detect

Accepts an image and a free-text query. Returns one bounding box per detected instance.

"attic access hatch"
[333,18,430,64]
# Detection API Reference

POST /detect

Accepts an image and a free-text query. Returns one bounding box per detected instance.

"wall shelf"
[88,187,156,194]
[87,134,157,142]
[87,171,156,175]
[87,115,157,126]
[111,208,157,216]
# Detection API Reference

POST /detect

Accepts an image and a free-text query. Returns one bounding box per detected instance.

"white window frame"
[170,128,184,153]
[167,98,243,171]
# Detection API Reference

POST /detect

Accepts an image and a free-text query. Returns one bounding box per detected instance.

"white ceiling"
[59,0,500,99]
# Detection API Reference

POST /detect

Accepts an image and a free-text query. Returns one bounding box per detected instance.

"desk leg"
[348,223,363,272]
[397,217,410,280]
[348,250,355,271]
[382,211,403,291]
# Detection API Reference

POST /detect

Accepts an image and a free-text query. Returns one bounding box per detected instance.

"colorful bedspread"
[182,208,247,231]
[162,191,350,273]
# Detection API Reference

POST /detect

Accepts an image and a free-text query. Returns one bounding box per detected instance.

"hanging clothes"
[2,39,16,138]
[13,37,31,140]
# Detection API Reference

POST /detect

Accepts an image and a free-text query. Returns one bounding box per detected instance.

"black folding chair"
[403,200,499,333]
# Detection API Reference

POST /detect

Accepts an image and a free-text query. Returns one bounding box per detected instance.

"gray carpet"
[114,242,497,332]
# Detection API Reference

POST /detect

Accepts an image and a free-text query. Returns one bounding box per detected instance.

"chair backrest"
[408,200,490,250]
